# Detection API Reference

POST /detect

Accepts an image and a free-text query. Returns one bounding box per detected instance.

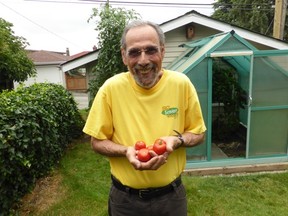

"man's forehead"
[125,25,159,47]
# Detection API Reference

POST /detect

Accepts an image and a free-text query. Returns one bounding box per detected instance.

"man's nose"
[138,51,150,64]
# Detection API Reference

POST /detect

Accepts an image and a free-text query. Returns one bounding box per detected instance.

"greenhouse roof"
[168,31,258,75]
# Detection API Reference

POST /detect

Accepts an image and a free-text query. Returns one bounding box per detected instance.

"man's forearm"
[91,137,127,157]
[182,132,205,148]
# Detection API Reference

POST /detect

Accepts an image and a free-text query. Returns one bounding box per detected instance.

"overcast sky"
[0,0,215,55]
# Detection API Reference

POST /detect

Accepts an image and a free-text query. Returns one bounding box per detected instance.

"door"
[247,51,288,157]
[208,51,253,160]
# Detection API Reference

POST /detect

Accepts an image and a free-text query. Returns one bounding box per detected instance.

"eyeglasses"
[127,46,160,58]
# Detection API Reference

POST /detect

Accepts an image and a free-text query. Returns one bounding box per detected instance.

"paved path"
[71,92,89,110]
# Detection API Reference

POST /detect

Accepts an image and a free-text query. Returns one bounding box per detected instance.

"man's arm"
[182,132,205,148]
[91,137,127,157]
[162,132,205,152]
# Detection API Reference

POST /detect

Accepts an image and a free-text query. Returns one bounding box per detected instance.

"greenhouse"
[168,31,288,169]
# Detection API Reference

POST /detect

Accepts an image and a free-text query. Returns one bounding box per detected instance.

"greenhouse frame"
[168,31,288,169]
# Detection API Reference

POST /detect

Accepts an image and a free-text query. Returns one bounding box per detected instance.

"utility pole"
[273,0,287,40]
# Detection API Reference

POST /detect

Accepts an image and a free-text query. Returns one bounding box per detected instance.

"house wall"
[162,22,284,69]
[163,23,220,68]
[14,64,65,88]
[163,27,187,68]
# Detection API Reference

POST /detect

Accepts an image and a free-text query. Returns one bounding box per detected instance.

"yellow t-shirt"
[83,69,206,188]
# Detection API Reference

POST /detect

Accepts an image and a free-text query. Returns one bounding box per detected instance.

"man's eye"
[128,49,141,57]
[145,47,158,55]
[127,47,159,58]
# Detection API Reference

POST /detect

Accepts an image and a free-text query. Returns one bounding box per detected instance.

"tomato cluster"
[135,139,167,162]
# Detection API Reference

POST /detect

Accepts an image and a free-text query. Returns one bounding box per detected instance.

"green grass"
[184,173,288,215]
[16,139,288,216]
[78,108,89,121]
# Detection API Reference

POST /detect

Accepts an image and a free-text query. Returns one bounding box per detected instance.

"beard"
[131,63,161,89]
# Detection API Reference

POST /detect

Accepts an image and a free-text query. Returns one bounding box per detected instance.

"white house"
[14,49,71,88]
[15,49,98,109]
[161,10,288,68]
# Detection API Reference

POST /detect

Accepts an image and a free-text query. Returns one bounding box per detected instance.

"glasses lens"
[128,49,141,58]
[145,47,159,55]
[127,46,159,58]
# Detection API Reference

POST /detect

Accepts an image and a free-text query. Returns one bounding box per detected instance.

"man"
[83,20,206,216]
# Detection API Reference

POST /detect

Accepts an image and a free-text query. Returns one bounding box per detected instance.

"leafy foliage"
[212,0,288,40]
[0,18,36,90]
[0,83,84,214]
[212,59,246,140]
[87,3,140,102]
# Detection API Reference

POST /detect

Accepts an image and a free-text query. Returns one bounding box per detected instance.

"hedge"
[0,83,85,214]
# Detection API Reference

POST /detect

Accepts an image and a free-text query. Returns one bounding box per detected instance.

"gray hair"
[120,20,165,49]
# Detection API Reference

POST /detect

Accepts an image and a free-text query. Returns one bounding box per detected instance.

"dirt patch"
[12,136,89,215]
[215,140,246,157]
[213,123,247,158]
[14,172,66,215]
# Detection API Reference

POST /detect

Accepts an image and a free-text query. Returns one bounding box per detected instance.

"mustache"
[134,63,154,71]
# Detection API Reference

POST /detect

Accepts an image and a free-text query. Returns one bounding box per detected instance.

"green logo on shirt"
[162,107,178,117]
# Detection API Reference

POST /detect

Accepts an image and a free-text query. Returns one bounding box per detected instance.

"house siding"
[14,64,65,88]
[163,23,220,68]
[163,27,187,68]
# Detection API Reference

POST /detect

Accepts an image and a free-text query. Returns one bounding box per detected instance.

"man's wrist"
[177,134,185,146]
[173,130,185,147]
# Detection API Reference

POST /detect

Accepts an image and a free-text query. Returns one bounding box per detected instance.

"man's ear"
[121,48,127,65]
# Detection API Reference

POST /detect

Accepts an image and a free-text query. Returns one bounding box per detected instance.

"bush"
[0,83,84,214]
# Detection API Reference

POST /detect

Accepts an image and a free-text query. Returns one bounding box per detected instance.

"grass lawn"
[15,137,288,216]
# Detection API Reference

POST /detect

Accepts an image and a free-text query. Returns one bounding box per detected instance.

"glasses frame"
[126,46,160,58]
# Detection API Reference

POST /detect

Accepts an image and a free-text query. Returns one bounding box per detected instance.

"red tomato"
[147,145,153,151]
[135,141,146,150]
[153,139,167,155]
[137,148,151,162]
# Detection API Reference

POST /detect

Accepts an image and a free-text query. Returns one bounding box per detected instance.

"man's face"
[121,25,165,89]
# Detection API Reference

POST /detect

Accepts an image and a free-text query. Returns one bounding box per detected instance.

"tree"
[0,18,36,91]
[212,0,288,40]
[88,3,140,101]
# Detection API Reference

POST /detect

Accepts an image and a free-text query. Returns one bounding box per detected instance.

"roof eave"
[61,50,99,72]
[34,61,64,66]
[160,11,288,50]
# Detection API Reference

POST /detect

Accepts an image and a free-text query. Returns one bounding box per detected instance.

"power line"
[24,0,214,9]
[0,1,87,50]
[24,0,277,10]
[79,0,213,6]
[25,0,277,7]
[25,0,213,6]
[2,0,278,54]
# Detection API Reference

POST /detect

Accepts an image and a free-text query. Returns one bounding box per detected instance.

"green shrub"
[0,83,84,214]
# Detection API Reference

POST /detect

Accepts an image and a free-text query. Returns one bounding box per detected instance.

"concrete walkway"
[71,92,89,110]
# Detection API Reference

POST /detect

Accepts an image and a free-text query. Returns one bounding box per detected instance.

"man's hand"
[160,132,206,150]
[159,135,182,152]
[126,146,168,171]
